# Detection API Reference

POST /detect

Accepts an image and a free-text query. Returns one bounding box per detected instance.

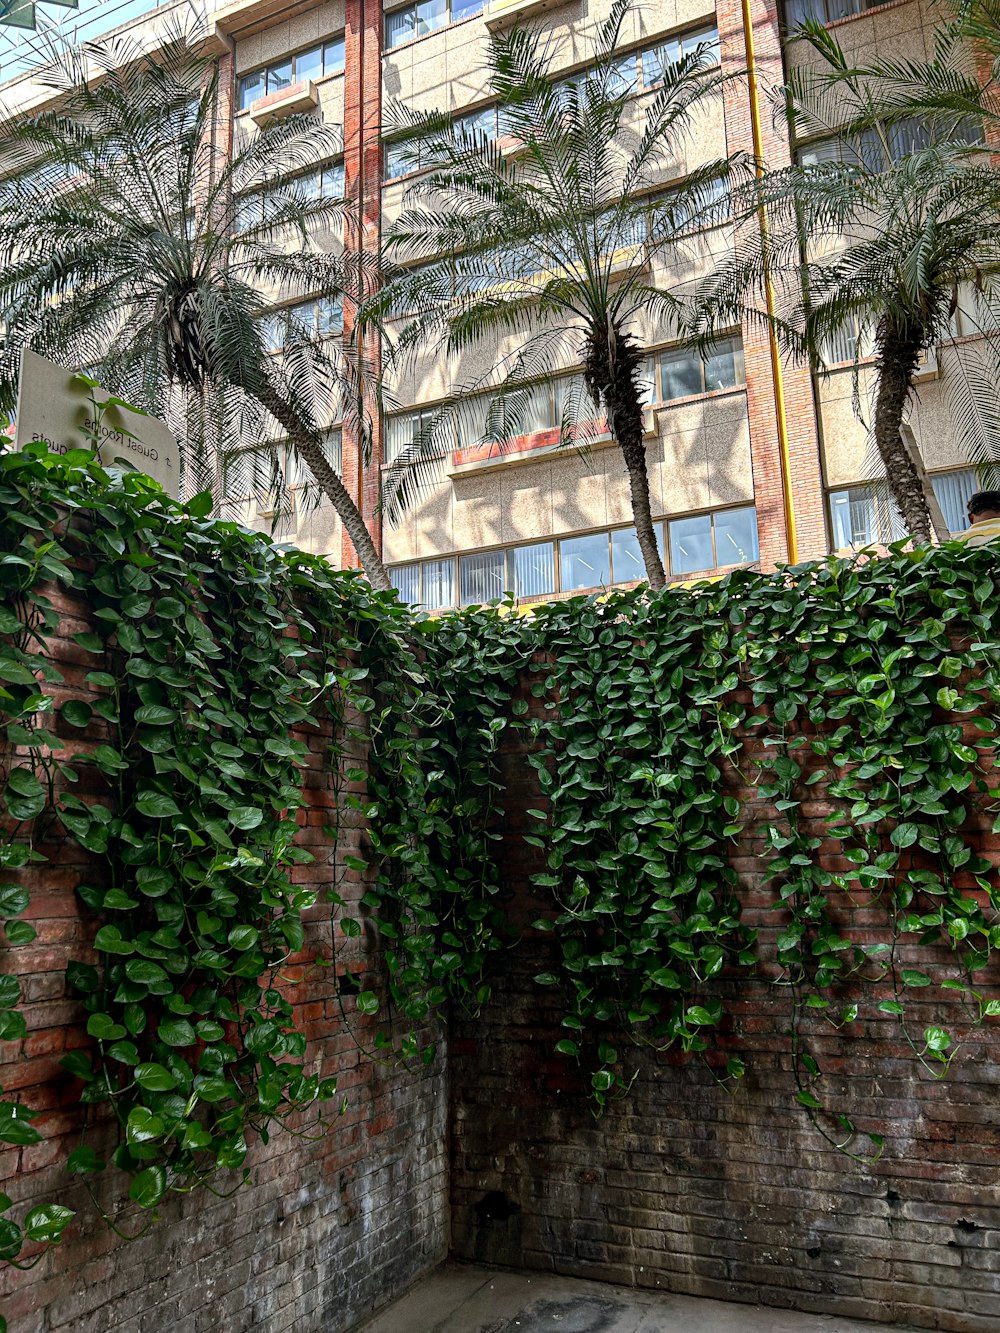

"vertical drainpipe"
[355,0,368,527]
[740,0,799,565]
[342,0,383,567]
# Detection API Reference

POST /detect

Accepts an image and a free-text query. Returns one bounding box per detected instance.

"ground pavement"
[353,1262,922,1333]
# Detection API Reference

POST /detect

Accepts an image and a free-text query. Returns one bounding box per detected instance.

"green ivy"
[365,552,1000,1138]
[0,442,413,1240]
[3,439,1000,1296]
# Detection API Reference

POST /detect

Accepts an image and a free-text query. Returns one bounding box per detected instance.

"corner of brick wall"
[0,584,448,1333]
[447,675,1000,1333]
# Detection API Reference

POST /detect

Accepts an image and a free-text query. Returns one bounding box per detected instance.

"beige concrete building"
[0,0,989,606]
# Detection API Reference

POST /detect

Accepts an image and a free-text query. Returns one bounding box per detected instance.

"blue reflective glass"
[560,533,610,591]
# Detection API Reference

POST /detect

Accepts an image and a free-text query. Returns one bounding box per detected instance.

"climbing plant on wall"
[417,555,1000,1152]
[0,442,425,1255]
[3,437,1000,1299]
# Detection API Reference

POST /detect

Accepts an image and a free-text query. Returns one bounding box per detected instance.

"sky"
[0,0,162,83]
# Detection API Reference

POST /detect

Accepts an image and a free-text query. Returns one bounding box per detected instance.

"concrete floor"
[353,1263,921,1333]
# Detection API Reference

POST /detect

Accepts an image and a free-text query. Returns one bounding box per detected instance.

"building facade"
[0,0,988,607]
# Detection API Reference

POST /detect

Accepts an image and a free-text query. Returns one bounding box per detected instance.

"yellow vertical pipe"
[740,0,799,565]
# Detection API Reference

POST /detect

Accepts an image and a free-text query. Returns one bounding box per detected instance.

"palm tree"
[688,20,1000,543]
[0,31,392,588]
[785,0,1000,486]
[371,0,741,590]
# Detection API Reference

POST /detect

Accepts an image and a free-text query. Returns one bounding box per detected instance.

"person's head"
[967,490,1000,524]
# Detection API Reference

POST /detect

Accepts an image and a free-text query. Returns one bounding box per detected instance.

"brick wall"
[449,680,1000,1333]
[0,584,448,1333]
[718,0,829,567]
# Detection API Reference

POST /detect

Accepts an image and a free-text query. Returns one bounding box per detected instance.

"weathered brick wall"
[1,585,448,1333]
[449,686,1000,1333]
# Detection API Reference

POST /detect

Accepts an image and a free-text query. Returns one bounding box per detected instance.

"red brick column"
[718,0,828,566]
[341,0,385,571]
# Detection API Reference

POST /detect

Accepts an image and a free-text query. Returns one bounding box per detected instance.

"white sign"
[14,350,179,496]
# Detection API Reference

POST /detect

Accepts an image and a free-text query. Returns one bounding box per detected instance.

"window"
[829,485,905,550]
[235,160,345,232]
[385,107,506,180]
[820,317,874,368]
[650,336,744,404]
[460,550,505,605]
[931,468,979,535]
[390,375,588,461]
[797,114,983,172]
[560,532,611,591]
[640,26,721,87]
[422,558,456,609]
[508,542,555,598]
[261,296,343,352]
[714,506,759,566]
[649,176,730,236]
[669,513,713,575]
[784,0,878,26]
[389,505,758,608]
[385,0,482,49]
[386,407,440,464]
[237,38,346,112]
[610,526,666,584]
[226,428,342,504]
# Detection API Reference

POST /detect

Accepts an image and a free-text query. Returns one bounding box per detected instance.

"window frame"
[389,504,759,607]
[384,0,485,50]
[234,158,346,233]
[237,37,347,114]
[646,333,745,406]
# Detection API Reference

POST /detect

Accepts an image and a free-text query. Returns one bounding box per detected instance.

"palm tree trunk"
[251,381,391,591]
[584,319,666,590]
[873,324,933,544]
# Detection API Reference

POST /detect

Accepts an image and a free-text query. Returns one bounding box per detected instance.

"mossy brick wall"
[0,582,448,1333]
[449,679,1000,1333]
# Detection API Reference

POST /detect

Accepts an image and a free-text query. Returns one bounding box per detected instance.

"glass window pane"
[610,527,645,584]
[386,414,417,463]
[238,71,265,111]
[829,485,903,547]
[323,161,346,197]
[658,346,703,402]
[508,542,555,598]
[316,297,342,336]
[416,0,448,35]
[325,428,343,472]
[456,396,489,450]
[294,46,322,83]
[261,315,285,354]
[451,0,485,18]
[609,54,638,95]
[520,383,553,434]
[386,6,416,48]
[645,39,680,86]
[323,38,346,74]
[668,513,713,574]
[931,468,978,534]
[392,564,420,603]
[460,550,506,605]
[704,337,744,392]
[560,532,611,591]
[267,60,293,94]
[713,507,759,565]
[282,443,304,489]
[456,105,497,140]
[681,25,721,62]
[421,558,455,609]
[384,142,411,179]
[829,489,856,550]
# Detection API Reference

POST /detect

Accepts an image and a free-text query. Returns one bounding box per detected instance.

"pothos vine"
[2,441,1000,1305]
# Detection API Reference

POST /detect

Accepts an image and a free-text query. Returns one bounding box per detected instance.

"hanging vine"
[2,441,1000,1309]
